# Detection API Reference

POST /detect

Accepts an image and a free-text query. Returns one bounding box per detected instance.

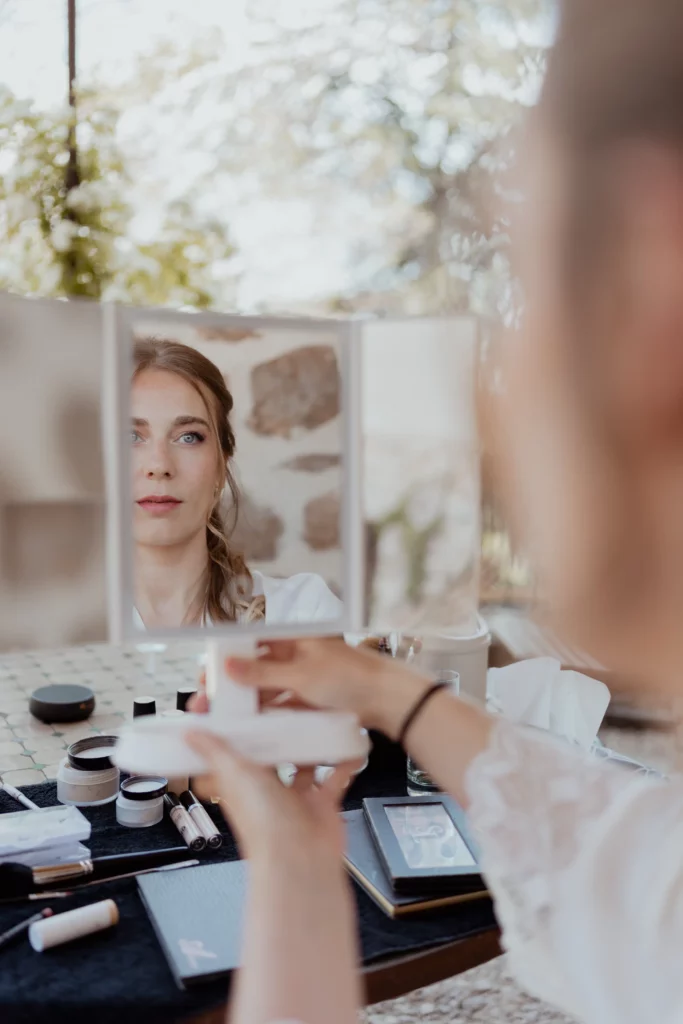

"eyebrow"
[131,416,210,429]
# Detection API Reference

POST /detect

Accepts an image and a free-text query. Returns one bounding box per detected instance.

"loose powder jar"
[116,775,168,828]
[56,736,120,807]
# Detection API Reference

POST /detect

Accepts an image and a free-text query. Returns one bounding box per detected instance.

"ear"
[611,145,683,442]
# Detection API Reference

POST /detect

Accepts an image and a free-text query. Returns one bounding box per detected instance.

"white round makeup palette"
[113,710,370,776]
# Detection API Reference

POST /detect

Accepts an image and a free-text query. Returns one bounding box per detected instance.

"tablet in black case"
[343,809,488,917]
[362,795,483,895]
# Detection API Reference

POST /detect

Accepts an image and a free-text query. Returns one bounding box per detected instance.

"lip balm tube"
[133,697,156,718]
[179,791,223,849]
[29,899,119,952]
[164,793,206,851]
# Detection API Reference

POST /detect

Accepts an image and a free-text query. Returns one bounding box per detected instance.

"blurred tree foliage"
[142,0,548,317]
[0,85,234,306]
[0,0,548,318]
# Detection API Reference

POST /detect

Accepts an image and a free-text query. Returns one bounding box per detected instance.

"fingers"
[185,730,279,794]
[261,690,310,710]
[291,766,316,793]
[186,729,243,773]
[190,685,302,713]
[189,773,216,804]
[187,690,210,714]
[226,655,301,693]
[256,639,298,662]
[321,759,362,803]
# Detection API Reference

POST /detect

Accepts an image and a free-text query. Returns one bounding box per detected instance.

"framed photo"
[103,303,363,642]
[362,794,483,895]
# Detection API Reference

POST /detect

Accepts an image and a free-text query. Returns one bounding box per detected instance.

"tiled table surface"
[1,642,676,1024]
[0,642,204,784]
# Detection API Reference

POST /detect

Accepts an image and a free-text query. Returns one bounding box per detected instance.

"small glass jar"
[116,775,168,828]
[57,736,120,807]
[406,670,460,796]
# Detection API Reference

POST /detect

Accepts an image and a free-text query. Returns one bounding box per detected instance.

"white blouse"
[251,570,342,624]
[134,571,342,630]
[465,721,683,1024]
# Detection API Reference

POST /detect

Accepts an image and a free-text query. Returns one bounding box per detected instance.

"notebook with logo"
[138,860,247,989]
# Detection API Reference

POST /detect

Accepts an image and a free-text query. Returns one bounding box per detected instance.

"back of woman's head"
[493,0,683,689]
[544,0,683,148]
[537,0,683,309]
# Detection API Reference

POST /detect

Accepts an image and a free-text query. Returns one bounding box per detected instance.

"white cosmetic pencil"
[0,783,40,811]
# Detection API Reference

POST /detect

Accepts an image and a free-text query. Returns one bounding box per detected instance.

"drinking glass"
[406,669,460,795]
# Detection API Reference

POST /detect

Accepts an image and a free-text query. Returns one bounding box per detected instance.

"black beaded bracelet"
[397,681,450,748]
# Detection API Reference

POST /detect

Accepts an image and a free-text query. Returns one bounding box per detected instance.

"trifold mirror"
[0,291,480,650]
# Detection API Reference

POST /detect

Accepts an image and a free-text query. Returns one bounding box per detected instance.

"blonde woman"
[131,338,341,630]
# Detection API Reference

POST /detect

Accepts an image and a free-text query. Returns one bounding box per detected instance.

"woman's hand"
[220,637,427,741]
[186,730,358,863]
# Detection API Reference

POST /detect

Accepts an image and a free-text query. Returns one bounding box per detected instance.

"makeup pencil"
[0,908,53,950]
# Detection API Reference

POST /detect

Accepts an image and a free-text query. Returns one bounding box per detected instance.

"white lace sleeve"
[465,721,683,1024]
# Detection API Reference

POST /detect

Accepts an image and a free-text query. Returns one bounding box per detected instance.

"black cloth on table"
[0,751,496,1024]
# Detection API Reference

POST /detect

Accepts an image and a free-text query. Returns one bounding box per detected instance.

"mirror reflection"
[129,320,345,631]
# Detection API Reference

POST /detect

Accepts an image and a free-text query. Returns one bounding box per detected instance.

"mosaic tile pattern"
[0,642,204,782]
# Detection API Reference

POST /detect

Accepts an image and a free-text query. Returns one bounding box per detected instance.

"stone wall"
[132,317,344,593]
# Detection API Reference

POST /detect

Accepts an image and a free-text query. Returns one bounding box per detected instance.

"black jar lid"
[119,775,168,801]
[67,735,119,772]
[29,684,95,724]
[176,687,197,712]
[133,696,156,718]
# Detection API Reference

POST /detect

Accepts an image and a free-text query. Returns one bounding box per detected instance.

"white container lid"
[421,615,491,653]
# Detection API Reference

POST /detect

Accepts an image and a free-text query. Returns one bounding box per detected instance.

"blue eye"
[131,430,142,444]
[177,431,205,445]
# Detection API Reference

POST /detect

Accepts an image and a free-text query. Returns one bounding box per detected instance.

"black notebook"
[342,810,489,918]
[138,861,247,989]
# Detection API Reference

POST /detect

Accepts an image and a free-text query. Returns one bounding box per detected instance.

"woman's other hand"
[221,637,426,740]
[186,730,358,862]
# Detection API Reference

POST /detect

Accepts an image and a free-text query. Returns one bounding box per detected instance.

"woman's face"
[492,126,683,690]
[131,368,221,550]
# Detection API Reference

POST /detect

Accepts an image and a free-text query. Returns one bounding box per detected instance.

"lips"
[137,495,182,515]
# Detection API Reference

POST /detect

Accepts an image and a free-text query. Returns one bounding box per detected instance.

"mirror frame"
[103,302,364,642]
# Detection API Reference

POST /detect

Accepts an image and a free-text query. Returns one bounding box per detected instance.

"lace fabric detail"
[464,719,640,945]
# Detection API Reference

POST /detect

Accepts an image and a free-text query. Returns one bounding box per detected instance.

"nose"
[143,441,174,481]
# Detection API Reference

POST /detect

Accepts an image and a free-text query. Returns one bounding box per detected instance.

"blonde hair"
[133,337,265,624]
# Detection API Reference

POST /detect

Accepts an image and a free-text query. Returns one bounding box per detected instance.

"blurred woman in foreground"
[191,1,683,1022]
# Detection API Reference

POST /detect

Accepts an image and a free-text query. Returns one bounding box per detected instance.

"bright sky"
[0,0,551,311]
[0,0,356,308]
[0,0,247,107]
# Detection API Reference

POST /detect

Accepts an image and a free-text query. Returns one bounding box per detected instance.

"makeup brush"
[0,846,196,897]
[0,860,199,905]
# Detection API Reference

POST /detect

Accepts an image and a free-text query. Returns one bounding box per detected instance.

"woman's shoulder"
[253,570,342,624]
